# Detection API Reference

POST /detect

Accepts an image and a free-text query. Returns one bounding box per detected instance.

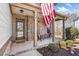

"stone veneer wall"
[28,16,35,41]
[0,3,12,55]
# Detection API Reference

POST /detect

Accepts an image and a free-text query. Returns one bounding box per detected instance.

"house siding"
[0,3,12,55]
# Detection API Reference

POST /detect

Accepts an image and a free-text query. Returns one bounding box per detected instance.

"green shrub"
[48,43,56,49]
[65,27,71,40]
[65,27,79,40]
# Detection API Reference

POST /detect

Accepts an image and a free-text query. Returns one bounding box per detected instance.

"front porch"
[8,3,67,55]
[10,3,66,47]
[9,37,62,56]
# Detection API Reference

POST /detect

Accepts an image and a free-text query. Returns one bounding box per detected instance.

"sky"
[54,3,79,28]
[54,3,79,15]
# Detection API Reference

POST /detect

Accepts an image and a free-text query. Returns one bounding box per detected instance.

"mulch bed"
[37,46,79,56]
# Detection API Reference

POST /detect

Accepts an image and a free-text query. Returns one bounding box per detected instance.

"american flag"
[41,3,56,26]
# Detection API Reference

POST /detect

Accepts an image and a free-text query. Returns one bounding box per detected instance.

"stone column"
[34,11,38,47]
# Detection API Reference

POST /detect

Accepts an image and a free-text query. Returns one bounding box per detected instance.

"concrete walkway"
[9,48,42,56]
[16,49,42,56]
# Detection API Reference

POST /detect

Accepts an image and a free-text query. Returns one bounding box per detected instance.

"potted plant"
[48,43,59,52]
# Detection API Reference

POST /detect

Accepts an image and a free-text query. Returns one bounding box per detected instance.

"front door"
[16,19,25,41]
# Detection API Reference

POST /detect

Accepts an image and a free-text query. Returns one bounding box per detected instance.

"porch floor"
[9,37,62,56]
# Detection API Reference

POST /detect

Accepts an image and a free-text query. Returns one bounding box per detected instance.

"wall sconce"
[20,9,24,13]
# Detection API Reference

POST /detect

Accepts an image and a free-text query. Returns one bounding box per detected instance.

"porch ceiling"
[10,3,41,12]
[10,3,67,20]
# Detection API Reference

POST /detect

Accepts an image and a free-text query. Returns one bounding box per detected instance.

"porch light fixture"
[20,9,24,13]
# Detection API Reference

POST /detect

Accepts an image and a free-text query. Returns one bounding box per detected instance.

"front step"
[15,39,25,43]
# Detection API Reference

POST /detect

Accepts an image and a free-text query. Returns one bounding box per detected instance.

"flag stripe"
[41,4,48,25]
[47,4,52,22]
[44,4,50,23]
[45,4,51,22]
[43,4,49,25]
[41,3,56,26]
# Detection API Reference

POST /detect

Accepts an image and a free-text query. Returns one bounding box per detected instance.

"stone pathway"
[73,39,79,49]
